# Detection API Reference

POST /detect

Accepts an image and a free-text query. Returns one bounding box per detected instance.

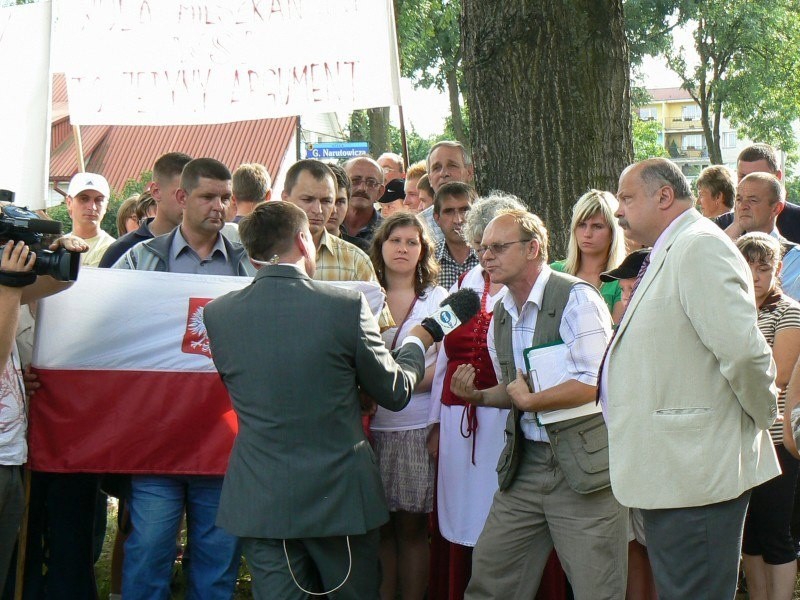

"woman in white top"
[369,212,447,600]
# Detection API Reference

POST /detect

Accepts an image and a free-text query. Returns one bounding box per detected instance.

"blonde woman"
[550,189,626,321]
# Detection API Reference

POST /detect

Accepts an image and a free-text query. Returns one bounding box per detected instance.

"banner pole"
[72,124,85,172]
[13,468,30,600]
[398,105,409,170]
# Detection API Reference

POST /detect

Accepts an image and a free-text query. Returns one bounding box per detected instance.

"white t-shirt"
[371,285,448,431]
[0,342,27,465]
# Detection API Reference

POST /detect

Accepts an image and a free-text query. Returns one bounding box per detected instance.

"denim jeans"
[122,475,240,600]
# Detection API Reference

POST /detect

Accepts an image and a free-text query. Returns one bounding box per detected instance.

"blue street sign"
[306,142,369,160]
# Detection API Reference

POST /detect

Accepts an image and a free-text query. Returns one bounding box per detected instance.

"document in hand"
[523,341,602,425]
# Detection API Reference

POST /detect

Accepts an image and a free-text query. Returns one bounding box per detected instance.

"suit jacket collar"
[253,264,311,283]
[613,208,701,343]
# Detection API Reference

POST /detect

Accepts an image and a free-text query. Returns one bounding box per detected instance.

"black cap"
[600,249,651,282]
[378,178,406,203]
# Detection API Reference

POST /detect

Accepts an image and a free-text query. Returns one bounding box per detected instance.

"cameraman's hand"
[49,235,88,253]
[1,241,35,274]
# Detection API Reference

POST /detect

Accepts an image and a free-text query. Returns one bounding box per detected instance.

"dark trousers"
[242,529,380,600]
[642,491,750,600]
[743,444,799,564]
[23,473,100,600]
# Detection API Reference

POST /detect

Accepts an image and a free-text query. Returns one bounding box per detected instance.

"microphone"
[421,288,481,342]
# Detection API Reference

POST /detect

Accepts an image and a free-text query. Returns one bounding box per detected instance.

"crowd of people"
[0,140,797,600]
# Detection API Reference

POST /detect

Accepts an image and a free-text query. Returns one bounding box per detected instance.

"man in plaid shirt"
[434,182,479,289]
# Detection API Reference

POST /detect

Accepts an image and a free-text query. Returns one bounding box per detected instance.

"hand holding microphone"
[409,288,481,347]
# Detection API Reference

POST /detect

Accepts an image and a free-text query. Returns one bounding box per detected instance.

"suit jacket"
[204,264,426,539]
[606,209,780,510]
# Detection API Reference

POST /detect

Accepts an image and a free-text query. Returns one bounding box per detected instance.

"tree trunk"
[446,69,467,146]
[368,107,391,156]
[462,0,632,259]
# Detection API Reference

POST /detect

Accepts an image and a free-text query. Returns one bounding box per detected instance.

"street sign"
[306,142,369,160]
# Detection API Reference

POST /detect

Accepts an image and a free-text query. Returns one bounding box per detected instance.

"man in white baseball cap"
[65,172,115,266]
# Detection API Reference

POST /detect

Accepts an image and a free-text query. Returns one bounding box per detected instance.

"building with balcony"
[639,87,750,179]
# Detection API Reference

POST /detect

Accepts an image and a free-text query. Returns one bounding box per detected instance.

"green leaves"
[626,0,800,159]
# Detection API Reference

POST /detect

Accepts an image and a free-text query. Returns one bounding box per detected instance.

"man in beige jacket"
[603,157,780,599]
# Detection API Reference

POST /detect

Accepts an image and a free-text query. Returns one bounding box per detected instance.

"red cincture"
[441,273,498,465]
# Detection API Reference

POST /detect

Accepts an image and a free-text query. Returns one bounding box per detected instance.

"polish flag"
[28,268,384,475]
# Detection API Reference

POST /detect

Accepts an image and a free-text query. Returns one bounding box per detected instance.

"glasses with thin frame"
[477,239,532,256]
[350,177,381,190]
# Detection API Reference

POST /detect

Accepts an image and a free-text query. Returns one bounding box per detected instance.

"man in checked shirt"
[282,159,392,328]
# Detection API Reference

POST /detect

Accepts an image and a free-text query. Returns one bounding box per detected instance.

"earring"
[417,263,423,284]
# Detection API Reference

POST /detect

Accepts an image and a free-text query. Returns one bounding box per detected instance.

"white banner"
[0,1,52,210]
[34,267,386,369]
[52,0,402,126]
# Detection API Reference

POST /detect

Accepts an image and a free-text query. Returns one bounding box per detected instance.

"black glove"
[421,288,481,342]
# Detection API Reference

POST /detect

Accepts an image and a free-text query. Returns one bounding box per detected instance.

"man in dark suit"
[204,201,435,599]
[715,143,800,242]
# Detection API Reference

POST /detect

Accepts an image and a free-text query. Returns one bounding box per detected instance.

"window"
[722,132,737,148]
[681,105,701,120]
[639,107,658,121]
[682,134,703,150]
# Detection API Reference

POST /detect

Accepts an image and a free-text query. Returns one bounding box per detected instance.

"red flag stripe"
[28,369,237,475]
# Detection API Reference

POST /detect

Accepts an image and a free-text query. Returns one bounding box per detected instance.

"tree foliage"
[632,116,668,161]
[625,0,800,162]
[396,0,467,145]
[346,104,469,166]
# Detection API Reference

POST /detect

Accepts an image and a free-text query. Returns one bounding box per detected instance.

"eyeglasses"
[350,177,381,190]
[477,239,532,256]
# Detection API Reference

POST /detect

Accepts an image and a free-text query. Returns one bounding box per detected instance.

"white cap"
[67,172,110,199]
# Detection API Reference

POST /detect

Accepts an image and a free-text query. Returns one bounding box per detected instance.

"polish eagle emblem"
[181,298,214,358]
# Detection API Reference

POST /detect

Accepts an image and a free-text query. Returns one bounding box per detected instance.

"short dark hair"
[284,159,336,195]
[181,158,231,194]
[135,191,155,220]
[434,181,477,215]
[239,201,308,261]
[696,165,735,209]
[738,143,779,172]
[328,163,351,199]
[153,152,192,184]
[418,174,433,196]
[637,158,693,201]
[232,163,271,203]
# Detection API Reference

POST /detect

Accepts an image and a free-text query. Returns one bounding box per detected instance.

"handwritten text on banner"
[53,0,402,125]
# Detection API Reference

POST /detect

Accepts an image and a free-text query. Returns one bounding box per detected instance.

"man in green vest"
[451,208,627,599]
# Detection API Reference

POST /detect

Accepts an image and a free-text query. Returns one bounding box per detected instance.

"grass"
[93,498,800,599]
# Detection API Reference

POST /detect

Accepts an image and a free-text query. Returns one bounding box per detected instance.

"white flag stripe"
[33,268,384,371]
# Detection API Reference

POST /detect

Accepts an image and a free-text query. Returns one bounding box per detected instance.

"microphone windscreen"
[441,287,480,323]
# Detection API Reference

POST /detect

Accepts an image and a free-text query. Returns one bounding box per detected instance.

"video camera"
[0,190,80,281]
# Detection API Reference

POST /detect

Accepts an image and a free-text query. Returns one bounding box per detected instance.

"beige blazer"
[606,209,780,509]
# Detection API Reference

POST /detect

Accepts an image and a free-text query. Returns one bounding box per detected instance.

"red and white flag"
[29,268,383,475]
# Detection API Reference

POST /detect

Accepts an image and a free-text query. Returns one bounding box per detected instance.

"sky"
[394,77,452,137]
